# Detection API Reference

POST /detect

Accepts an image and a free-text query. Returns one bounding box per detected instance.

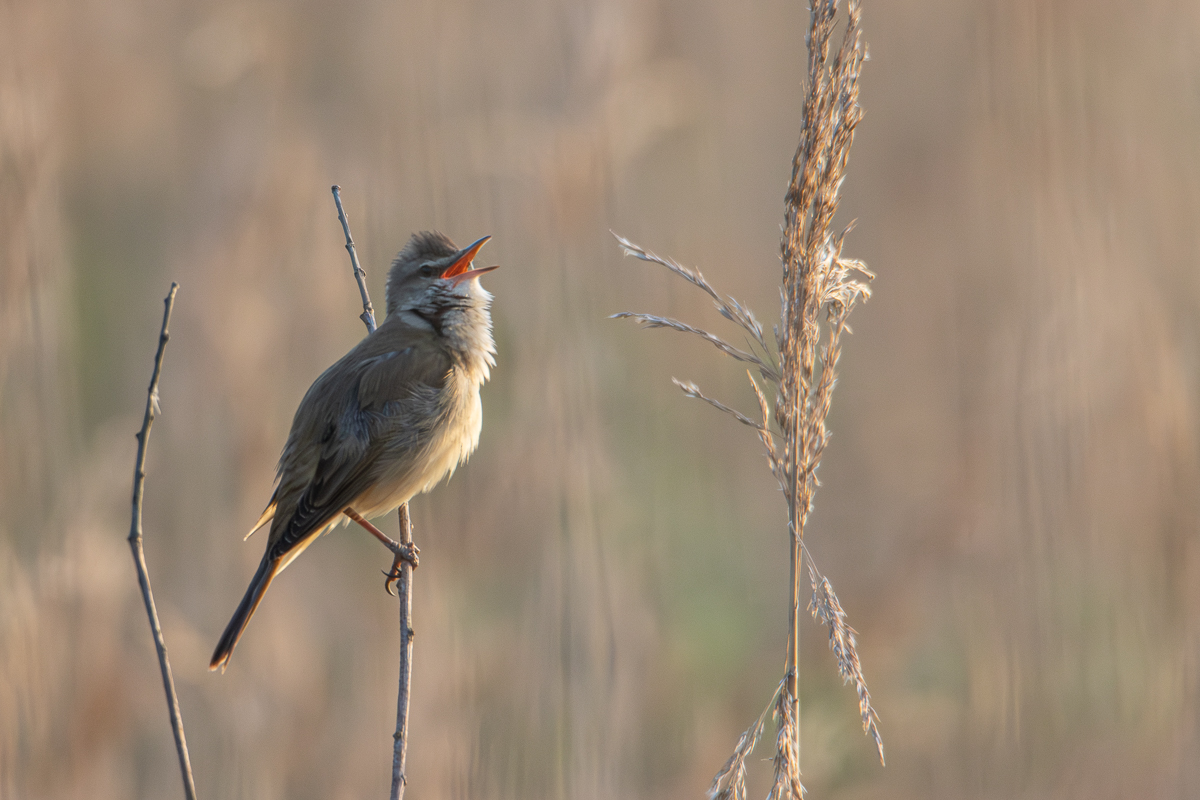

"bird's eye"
[419,264,436,277]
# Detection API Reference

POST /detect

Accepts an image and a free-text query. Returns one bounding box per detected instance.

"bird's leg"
[342,507,419,595]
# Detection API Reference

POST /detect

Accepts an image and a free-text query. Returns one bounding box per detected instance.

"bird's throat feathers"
[399,283,495,382]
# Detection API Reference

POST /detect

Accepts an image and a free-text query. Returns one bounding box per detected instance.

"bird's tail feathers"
[209,554,279,672]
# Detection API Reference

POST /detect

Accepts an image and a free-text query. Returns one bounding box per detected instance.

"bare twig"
[332,185,377,334]
[128,283,197,800]
[391,503,416,799]
[329,186,414,799]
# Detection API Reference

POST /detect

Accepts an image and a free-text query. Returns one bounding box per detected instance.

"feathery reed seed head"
[613,0,880,793]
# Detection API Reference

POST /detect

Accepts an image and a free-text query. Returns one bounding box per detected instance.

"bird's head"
[385,232,497,318]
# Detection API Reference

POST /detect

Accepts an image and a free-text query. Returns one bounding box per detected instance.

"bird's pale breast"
[352,362,484,518]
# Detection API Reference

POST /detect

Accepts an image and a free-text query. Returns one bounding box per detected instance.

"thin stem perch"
[391,503,416,799]
[330,185,414,799]
[128,282,197,800]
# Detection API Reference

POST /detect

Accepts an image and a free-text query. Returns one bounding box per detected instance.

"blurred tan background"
[3,0,1200,797]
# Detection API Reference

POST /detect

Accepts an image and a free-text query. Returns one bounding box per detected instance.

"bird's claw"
[383,542,420,596]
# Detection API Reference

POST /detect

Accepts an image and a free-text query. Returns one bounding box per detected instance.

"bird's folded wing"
[269,434,372,559]
[268,334,453,560]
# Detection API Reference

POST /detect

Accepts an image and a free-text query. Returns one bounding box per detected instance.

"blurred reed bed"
[0,0,76,559]
[2,0,1200,798]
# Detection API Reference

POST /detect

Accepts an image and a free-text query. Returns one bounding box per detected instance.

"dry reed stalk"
[614,0,882,794]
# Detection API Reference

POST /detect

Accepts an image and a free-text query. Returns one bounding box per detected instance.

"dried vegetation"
[614,1,883,796]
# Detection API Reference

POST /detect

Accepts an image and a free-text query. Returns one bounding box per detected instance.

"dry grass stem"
[614,0,879,794]
[775,1,873,790]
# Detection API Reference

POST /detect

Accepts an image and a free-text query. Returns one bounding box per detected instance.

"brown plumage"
[210,232,496,671]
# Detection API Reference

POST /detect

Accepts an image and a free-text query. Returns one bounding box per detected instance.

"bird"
[210,231,497,672]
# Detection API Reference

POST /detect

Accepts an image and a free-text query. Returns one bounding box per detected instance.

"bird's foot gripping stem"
[342,507,420,595]
[383,542,420,596]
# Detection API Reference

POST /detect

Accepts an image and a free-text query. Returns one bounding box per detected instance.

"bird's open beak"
[449,264,498,286]
[443,236,491,278]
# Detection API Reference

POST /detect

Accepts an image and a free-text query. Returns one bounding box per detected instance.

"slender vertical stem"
[791,404,804,777]
[332,185,377,334]
[391,503,415,800]
[791,523,801,769]
[128,283,197,800]
[329,186,415,798]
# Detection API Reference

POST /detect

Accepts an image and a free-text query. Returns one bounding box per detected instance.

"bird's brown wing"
[266,326,452,562]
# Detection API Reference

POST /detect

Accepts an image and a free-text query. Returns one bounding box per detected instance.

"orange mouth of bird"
[443,236,492,279]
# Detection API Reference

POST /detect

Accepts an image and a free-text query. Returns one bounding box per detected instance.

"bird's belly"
[352,385,483,520]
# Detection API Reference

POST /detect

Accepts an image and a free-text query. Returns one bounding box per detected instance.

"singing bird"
[210,232,497,671]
